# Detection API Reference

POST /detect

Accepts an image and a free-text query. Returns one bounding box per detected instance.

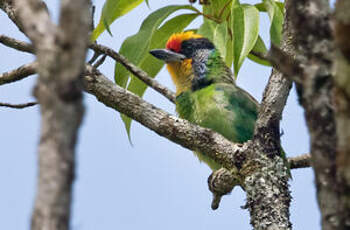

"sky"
[0,0,319,229]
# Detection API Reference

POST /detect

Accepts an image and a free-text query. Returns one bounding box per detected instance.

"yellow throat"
[165,31,202,96]
[166,59,194,96]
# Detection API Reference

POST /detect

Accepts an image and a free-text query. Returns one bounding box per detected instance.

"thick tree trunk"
[334,0,350,227]
[12,0,90,229]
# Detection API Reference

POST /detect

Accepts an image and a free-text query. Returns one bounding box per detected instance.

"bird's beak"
[149,49,186,63]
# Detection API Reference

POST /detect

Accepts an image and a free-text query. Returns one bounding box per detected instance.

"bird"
[150,31,260,171]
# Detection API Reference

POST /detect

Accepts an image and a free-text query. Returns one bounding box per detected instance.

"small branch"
[88,49,101,64]
[288,154,311,169]
[267,45,303,83]
[0,34,34,53]
[93,54,107,69]
[0,101,38,109]
[251,46,303,84]
[0,0,25,33]
[89,43,176,103]
[0,34,33,54]
[0,62,37,85]
[250,50,270,63]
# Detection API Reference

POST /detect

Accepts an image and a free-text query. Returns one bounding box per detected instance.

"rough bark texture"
[0,61,37,85]
[241,1,294,228]
[334,0,350,227]
[12,0,90,229]
[288,154,311,169]
[0,34,34,53]
[288,0,339,229]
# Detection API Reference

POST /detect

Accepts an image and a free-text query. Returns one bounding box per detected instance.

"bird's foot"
[207,167,239,210]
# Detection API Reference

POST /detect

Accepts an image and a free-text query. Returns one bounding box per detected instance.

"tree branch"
[12,0,90,230]
[241,0,295,226]
[288,1,339,230]
[288,154,311,169]
[0,101,37,108]
[333,0,350,226]
[0,61,37,85]
[0,0,25,33]
[0,34,34,53]
[89,43,176,103]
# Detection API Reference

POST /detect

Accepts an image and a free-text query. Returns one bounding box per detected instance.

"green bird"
[150,31,260,171]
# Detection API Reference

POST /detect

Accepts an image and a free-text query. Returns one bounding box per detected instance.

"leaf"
[231,4,260,77]
[145,0,150,8]
[199,0,239,67]
[203,0,236,20]
[248,36,271,66]
[115,8,198,139]
[255,2,284,12]
[263,0,284,46]
[92,0,144,41]
[197,19,216,41]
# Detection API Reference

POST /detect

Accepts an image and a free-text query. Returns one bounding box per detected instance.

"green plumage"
[176,49,259,170]
[150,37,288,173]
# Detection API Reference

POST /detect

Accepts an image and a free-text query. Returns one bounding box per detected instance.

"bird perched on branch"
[150,31,259,170]
[150,31,289,209]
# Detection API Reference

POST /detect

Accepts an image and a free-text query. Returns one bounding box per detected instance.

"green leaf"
[255,2,284,12]
[199,0,240,67]
[231,4,260,77]
[115,7,197,139]
[203,0,237,20]
[248,36,271,66]
[263,0,284,46]
[197,19,216,41]
[198,20,232,67]
[145,0,150,8]
[92,0,144,41]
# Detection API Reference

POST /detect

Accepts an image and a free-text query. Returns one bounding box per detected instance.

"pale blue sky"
[0,0,318,229]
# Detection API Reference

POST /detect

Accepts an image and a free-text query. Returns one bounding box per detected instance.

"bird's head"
[150,31,215,95]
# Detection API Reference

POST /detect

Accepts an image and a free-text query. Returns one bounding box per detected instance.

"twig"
[250,50,270,63]
[88,49,101,64]
[267,44,303,83]
[93,54,107,68]
[288,153,311,169]
[0,101,38,109]
[89,43,176,103]
[0,34,34,53]
[0,34,33,54]
[0,0,25,33]
[251,46,303,84]
[0,62,37,85]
